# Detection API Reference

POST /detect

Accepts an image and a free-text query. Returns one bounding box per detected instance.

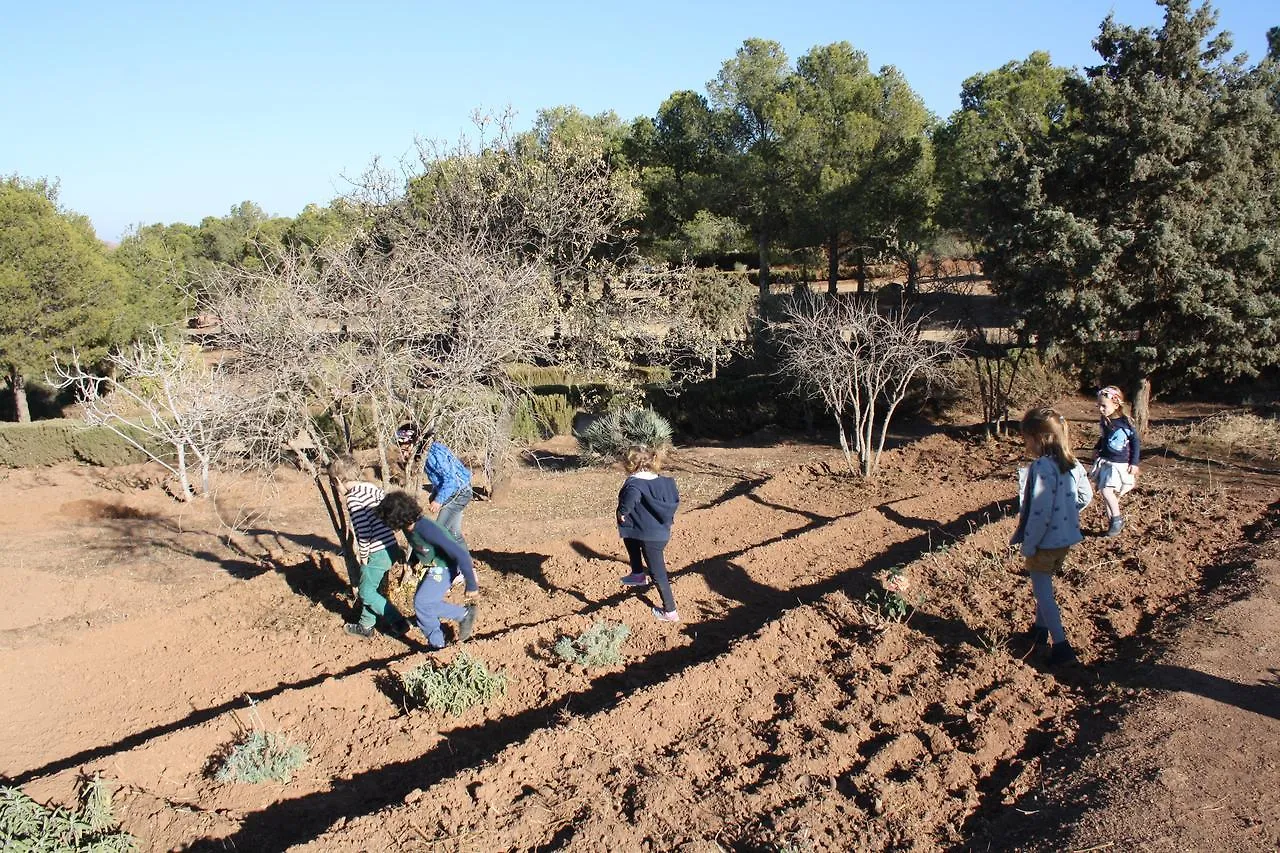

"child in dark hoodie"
[617,445,681,622]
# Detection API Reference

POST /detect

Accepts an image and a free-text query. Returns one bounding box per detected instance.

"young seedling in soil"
[399,652,507,716]
[553,620,631,669]
[212,698,308,784]
[0,773,137,852]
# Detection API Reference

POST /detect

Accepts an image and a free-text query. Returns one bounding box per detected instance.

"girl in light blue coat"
[1011,407,1087,666]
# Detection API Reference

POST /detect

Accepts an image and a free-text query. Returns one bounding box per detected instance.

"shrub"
[214,730,308,784]
[0,420,159,468]
[0,774,137,852]
[649,372,801,439]
[399,652,506,716]
[576,408,673,463]
[530,393,575,437]
[213,727,308,778]
[505,364,572,387]
[553,621,631,668]
[510,399,541,445]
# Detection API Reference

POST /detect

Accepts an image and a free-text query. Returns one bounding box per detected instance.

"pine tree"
[982,0,1280,429]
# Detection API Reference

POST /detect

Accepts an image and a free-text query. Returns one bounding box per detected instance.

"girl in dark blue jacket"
[1092,386,1141,538]
[617,445,681,622]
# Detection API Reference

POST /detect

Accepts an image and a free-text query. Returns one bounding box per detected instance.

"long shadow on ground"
[956,498,1280,852]
[183,498,1010,851]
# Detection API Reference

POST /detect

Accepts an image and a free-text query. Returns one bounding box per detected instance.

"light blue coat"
[1011,456,1086,557]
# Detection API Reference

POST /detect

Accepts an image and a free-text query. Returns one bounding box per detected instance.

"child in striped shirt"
[327,455,411,639]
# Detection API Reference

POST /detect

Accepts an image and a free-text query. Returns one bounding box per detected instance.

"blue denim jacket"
[422,442,472,504]
[1011,456,1085,557]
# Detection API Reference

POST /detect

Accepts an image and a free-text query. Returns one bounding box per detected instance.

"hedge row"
[0,420,163,468]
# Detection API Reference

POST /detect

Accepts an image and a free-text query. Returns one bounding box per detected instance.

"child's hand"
[1128,465,1140,477]
[464,588,479,600]
[428,501,442,514]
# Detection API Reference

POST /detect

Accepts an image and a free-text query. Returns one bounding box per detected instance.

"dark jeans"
[623,537,676,613]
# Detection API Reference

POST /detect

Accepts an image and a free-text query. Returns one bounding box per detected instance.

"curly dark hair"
[375,490,423,529]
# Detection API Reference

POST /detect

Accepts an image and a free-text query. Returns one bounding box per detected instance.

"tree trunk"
[757,234,771,301]
[1132,376,1151,435]
[854,249,867,295]
[9,367,30,423]
[904,255,920,296]
[827,233,840,296]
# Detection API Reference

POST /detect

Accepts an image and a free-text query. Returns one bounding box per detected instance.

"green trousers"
[357,545,406,629]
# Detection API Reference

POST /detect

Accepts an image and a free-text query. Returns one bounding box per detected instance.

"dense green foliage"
[0,178,183,422]
[0,419,163,467]
[981,0,1280,411]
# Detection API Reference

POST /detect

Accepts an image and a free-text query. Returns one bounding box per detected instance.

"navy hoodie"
[616,473,680,542]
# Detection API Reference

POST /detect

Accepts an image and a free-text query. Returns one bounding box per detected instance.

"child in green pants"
[327,455,411,638]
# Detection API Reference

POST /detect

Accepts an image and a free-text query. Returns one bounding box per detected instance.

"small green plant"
[577,407,673,462]
[864,588,910,623]
[0,774,137,852]
[213,698,308,784]
[215,731,309,784]
[399,652,507,716]
[553,621,631,668]
[864,566,912,623]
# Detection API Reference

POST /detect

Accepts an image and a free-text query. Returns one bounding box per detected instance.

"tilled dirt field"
[1,417,1277,852]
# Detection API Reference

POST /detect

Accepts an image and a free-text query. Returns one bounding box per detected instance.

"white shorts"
[1092,459,1136,496]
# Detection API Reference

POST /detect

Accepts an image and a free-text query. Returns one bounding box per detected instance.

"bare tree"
[53,332,245,500]
[968,325,1028,436]
[770,292,959,476]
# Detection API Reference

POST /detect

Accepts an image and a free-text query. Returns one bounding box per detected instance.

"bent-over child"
[1011,407,1085,666]
[617,445,681,623]
[327,455,411,639]
[1092,386,1140,537]
[375,490,478,650]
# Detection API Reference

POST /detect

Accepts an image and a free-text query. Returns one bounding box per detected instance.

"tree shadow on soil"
[6,644,423,787]
[181,498,1012,852]
[474,548,593,608]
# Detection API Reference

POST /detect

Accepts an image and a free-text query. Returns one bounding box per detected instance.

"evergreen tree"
[982,0,1280,428]
[0,178,140,421]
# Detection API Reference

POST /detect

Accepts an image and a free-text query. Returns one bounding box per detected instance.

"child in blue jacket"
[1011,407,1085,666]
[617,445,681,622]
[375,491,478,650]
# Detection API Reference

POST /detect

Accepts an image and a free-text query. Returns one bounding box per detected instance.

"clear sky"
[2,0,1272,242]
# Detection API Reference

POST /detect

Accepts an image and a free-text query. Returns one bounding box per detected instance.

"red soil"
[1,404,1276,852]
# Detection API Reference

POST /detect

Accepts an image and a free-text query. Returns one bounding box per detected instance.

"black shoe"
[1047,641,1078,666]
[1022,625,1050,647]
[1104,516,1126,538]
[388,618,412,637]
[345,622,374,639]
[457,605,477,642]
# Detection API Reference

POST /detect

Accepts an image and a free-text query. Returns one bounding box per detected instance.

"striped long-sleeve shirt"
[344,483,398,562]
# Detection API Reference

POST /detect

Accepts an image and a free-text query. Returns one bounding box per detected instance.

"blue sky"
[2,0,1272,242]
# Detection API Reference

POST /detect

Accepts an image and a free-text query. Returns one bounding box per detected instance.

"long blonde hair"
[622,445,664,474]
[1021,407,1077,473]
[326,454,362,483]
